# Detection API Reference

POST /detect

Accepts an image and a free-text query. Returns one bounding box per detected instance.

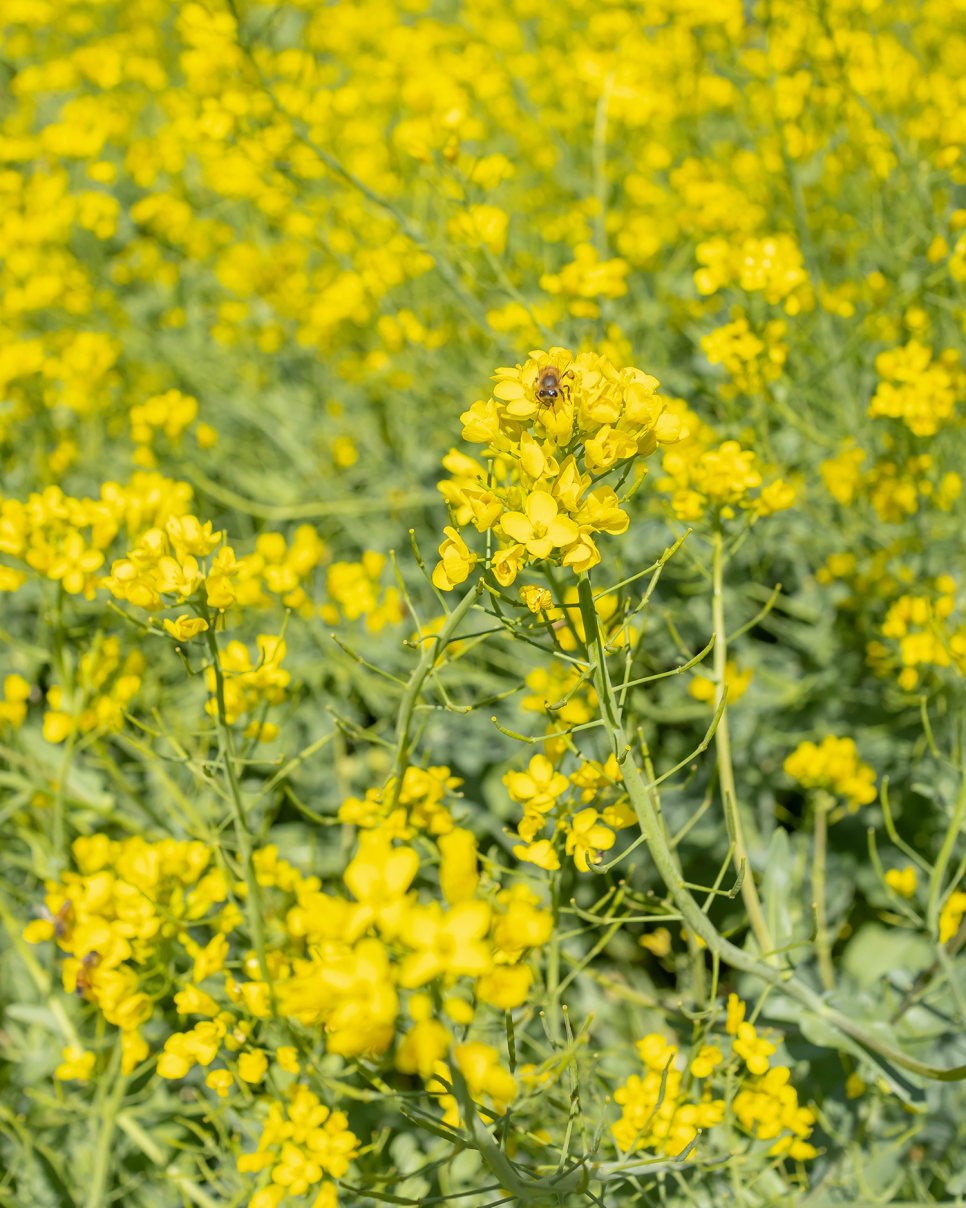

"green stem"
[927,768,966,937]
[85,1037,127,1208]
[51,728,77,871]
[711,527,772,958]
[203,615,272,997]
[392,579,483,803]
[813,793,835,992]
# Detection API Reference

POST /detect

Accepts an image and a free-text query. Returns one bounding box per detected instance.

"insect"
[535,365,575,405]
[75,951,100,1000]
[37,899,73,938]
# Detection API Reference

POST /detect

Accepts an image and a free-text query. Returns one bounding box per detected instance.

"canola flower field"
[4,0,966,1204]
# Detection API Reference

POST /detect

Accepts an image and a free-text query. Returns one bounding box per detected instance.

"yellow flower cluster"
[42,638,145,743]
[612,1032,724,1157]
[321,552,404,632]
[821,448,961,523]
[237,1085,358,1208]
[869,341,965,437]
[878,582,966,689]
[434,348,690,589]
[24,833,230,1076]
[508,752,636,873]
[0,473,192,598]
[701,317,788,399]
[659,437,795,523]
[783,737,877,810]
[613,998,816,1161]
[694,235,812,313]
[338,764,462,835]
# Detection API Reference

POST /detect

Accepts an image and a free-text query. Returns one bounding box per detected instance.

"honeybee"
[535,365,575,405]
[75,951,100,1000]
[37,899,72,938]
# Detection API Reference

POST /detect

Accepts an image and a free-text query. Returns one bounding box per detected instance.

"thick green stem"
[813,793,835,992]
[711,527,772,958]
[203,618,272,995]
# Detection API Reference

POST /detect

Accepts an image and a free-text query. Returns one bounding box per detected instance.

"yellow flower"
[726,993,746,1034]
[733,1022,776,1075]
[512,839,561,870]
[437,828,479,905]
[520,584,553,613]
[475,964,534,1009]
[639,927,671,957]
[940,890,966,943]
[885,866,917,898]
[55,1046,96,1082]
[690,659,753,705]
[238,1049,268,1083]
[0,673,30,728]
[206,1068,234,1097]
[343,830,419,941]
[395,1018,452,1079]
[563,808,616,872]
[47,532,105,595]
[500,491,578,560]
[174,984,220,1017]
[268,1048,297,1077]
[163,615,210,641]
[43,710,76,743]
[432,526,478,591]
[690,1046,723,1078]
[398,900,493,987]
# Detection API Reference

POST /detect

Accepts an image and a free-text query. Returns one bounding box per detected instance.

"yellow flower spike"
[784,736,877,811]
[885,866,917,898]
[238,1050,269,1083]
